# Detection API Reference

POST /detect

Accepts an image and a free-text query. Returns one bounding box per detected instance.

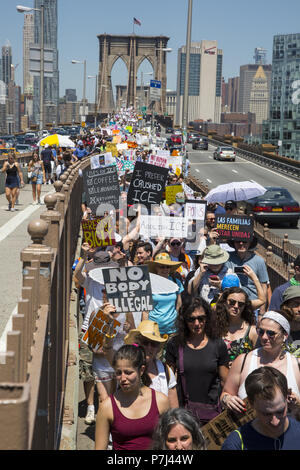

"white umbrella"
[88,270,179,294]
[204,180,267,203]
[38,134,75,148]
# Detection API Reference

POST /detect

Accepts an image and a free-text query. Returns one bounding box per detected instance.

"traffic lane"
[188,147,300,244]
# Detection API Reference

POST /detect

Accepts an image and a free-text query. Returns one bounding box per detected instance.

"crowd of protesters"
[69,109,300,451]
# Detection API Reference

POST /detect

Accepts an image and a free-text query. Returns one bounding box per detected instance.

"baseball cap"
[225,200,237,210]
[221,274,240,290]
[281,286,300,305]
[175,192,185,203]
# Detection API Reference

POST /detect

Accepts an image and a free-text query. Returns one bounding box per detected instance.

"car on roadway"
[213,146,236,161]
[187,132,197,143]
[166,127,173,134]
[15,144,34,154]
[192,136,208,150]
[244,186,300,227]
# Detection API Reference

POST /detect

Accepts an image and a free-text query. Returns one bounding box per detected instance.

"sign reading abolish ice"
[103,266,153,314]
[83,165,120,215]
[140,215,188,239]
[127,161,168,208]
[214,214,253,241]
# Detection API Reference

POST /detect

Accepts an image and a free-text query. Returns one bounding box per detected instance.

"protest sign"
[127,161,168,208]
[148,154,168,168]
[167,156,182,173]
[81,217,116,248]
[106,142,118,157]
[185,200,207,221]
[140,215,188,239]
[82,308,121,351]
[102,265,153,313]
[83,165,120,214]
[201,398,255,450]
[214,214,253,241]
[116,143,128,151]
[104,152,114,166]
[165,184,183,205]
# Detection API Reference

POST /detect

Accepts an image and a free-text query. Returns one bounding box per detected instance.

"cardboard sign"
[106,142,118,157]
[83,165,120,214]
[165,185,183,205]
[102,266,153,313]
[214,215,253,241]
[201,398,255,450]
[82,308,121,351]
[148,154,168,168]
[140,215,188,239]
[81,217,116,248]
[185,200,207,221]
[127,161,169,208]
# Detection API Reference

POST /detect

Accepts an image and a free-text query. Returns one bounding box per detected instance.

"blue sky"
[1,0,300,101]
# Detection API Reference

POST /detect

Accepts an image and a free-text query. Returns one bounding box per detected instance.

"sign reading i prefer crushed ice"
[102,265,153,313]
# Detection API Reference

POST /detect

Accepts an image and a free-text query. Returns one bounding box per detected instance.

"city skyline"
[1,0,300,101]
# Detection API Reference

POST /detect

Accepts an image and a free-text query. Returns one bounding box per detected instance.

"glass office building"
[263,34,300,160]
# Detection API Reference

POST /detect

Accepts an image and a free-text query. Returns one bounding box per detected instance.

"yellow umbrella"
[38,134,75,148]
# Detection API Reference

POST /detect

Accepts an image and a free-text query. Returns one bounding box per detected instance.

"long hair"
[152,408,206,450]
[175,296,217,345]
[112,344,151,387]
[213,287,255,337]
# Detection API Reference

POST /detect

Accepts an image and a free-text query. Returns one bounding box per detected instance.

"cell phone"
[234,267,244,274]
[209,275,219,280]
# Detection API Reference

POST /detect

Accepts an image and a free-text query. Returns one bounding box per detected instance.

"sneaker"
[32,201,38,205]
[38,199,42,205]
[8,202,11,211]
[84,408,96,425]
[11,208,16,212]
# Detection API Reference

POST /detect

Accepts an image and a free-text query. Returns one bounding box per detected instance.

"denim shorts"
[31,174,43,185]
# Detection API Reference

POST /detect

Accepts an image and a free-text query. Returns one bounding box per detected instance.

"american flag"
[133,17,141,26]
[115,157,123,172]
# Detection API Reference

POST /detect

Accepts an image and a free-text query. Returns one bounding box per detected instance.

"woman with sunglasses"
[166,297,229,426]
[124,320,179,408]
[213,287,259,364]
[221,311,300,414]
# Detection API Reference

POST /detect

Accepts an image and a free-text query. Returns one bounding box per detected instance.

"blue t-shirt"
[149,276,184,335]
[222,417,300,450]
[74,148,88,159]
[269,280,291,311]
[227,252,269,300]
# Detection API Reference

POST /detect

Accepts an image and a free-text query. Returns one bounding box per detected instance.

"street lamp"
[71,59,87,124]
[88,75,98,128]
[17,4,44,131]
[182,0,193,170]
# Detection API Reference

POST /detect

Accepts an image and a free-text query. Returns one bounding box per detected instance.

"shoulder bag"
[178,345,222,426]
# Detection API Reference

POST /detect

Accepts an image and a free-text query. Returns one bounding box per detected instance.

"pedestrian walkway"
[0,183,53,346]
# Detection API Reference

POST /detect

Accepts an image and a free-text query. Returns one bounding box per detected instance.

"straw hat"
[146,252,182,274]
[124,320,168,345]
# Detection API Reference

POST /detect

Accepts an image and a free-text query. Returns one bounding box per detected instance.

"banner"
[82,308,121,351]
[83,165,120,214]
[140,215,188,239]
[214,215,254,241]
[127,161,169,208]
[81,217,116,248]
[165,184,183,205]
[148,154,168,168]
[103,266,153,313]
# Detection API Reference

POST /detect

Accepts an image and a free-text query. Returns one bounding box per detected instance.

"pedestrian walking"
[1,152,24,211]
[28,150,46,205]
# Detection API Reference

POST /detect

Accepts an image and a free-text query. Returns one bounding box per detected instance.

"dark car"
[192,137,208,150]
[244,186,300,227]
[166,127,173,134]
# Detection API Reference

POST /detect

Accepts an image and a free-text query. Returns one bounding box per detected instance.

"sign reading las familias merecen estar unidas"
[214,215,253,241]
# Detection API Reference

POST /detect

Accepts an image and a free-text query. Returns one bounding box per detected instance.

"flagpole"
[133,19,135,35]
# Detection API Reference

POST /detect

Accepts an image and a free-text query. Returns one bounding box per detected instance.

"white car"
[213,146,236,161]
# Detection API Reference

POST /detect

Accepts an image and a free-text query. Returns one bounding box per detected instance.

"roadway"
[187,143,300,245]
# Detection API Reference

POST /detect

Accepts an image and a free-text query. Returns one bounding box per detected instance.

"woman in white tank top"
[220,312,300,414]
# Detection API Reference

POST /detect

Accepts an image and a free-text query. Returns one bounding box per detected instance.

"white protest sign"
[116,143,128,151]
[140,215,188,239]
[148,154,168,168]
[156,149,170,157]
[90,154,100,169]
[185,201,206,221]
[104,152,114,166]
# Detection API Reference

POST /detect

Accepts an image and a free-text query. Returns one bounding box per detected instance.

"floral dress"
[223,325,254,363]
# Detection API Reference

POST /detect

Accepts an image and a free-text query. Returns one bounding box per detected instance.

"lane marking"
[207,178,212,183]
[195,168,200,172]
[232,169,238,174]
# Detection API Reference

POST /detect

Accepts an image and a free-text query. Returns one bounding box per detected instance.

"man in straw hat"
[124,320,179,407]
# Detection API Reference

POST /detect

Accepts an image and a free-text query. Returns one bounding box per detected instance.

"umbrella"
[204,180,267,203]
[38,134,75,148]
[88,270,179,294]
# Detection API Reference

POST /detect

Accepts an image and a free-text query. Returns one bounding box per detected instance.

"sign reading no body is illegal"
[83,165,120,215]
[102,265,153,314]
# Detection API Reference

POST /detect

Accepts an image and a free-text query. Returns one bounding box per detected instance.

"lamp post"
[71,59,87,125]
[17,4,45,131]
[88,75,98,128]
[182,0,193,170]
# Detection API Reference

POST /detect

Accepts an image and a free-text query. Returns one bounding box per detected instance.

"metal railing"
[0,159,84,449]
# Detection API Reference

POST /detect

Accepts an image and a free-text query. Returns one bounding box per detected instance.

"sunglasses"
[171,241,182,246]
[256,328,277,338]
[187,315,207,323]
[140,338,160,347]
[227,299,245,308]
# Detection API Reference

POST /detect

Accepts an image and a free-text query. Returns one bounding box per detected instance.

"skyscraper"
[263,34,300,160]
[175,40,223,125]
[33,0,59,126]
[238,64,272,114]
[249,66,269,124]
[1,41,12,88]
[254,47,267,65]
